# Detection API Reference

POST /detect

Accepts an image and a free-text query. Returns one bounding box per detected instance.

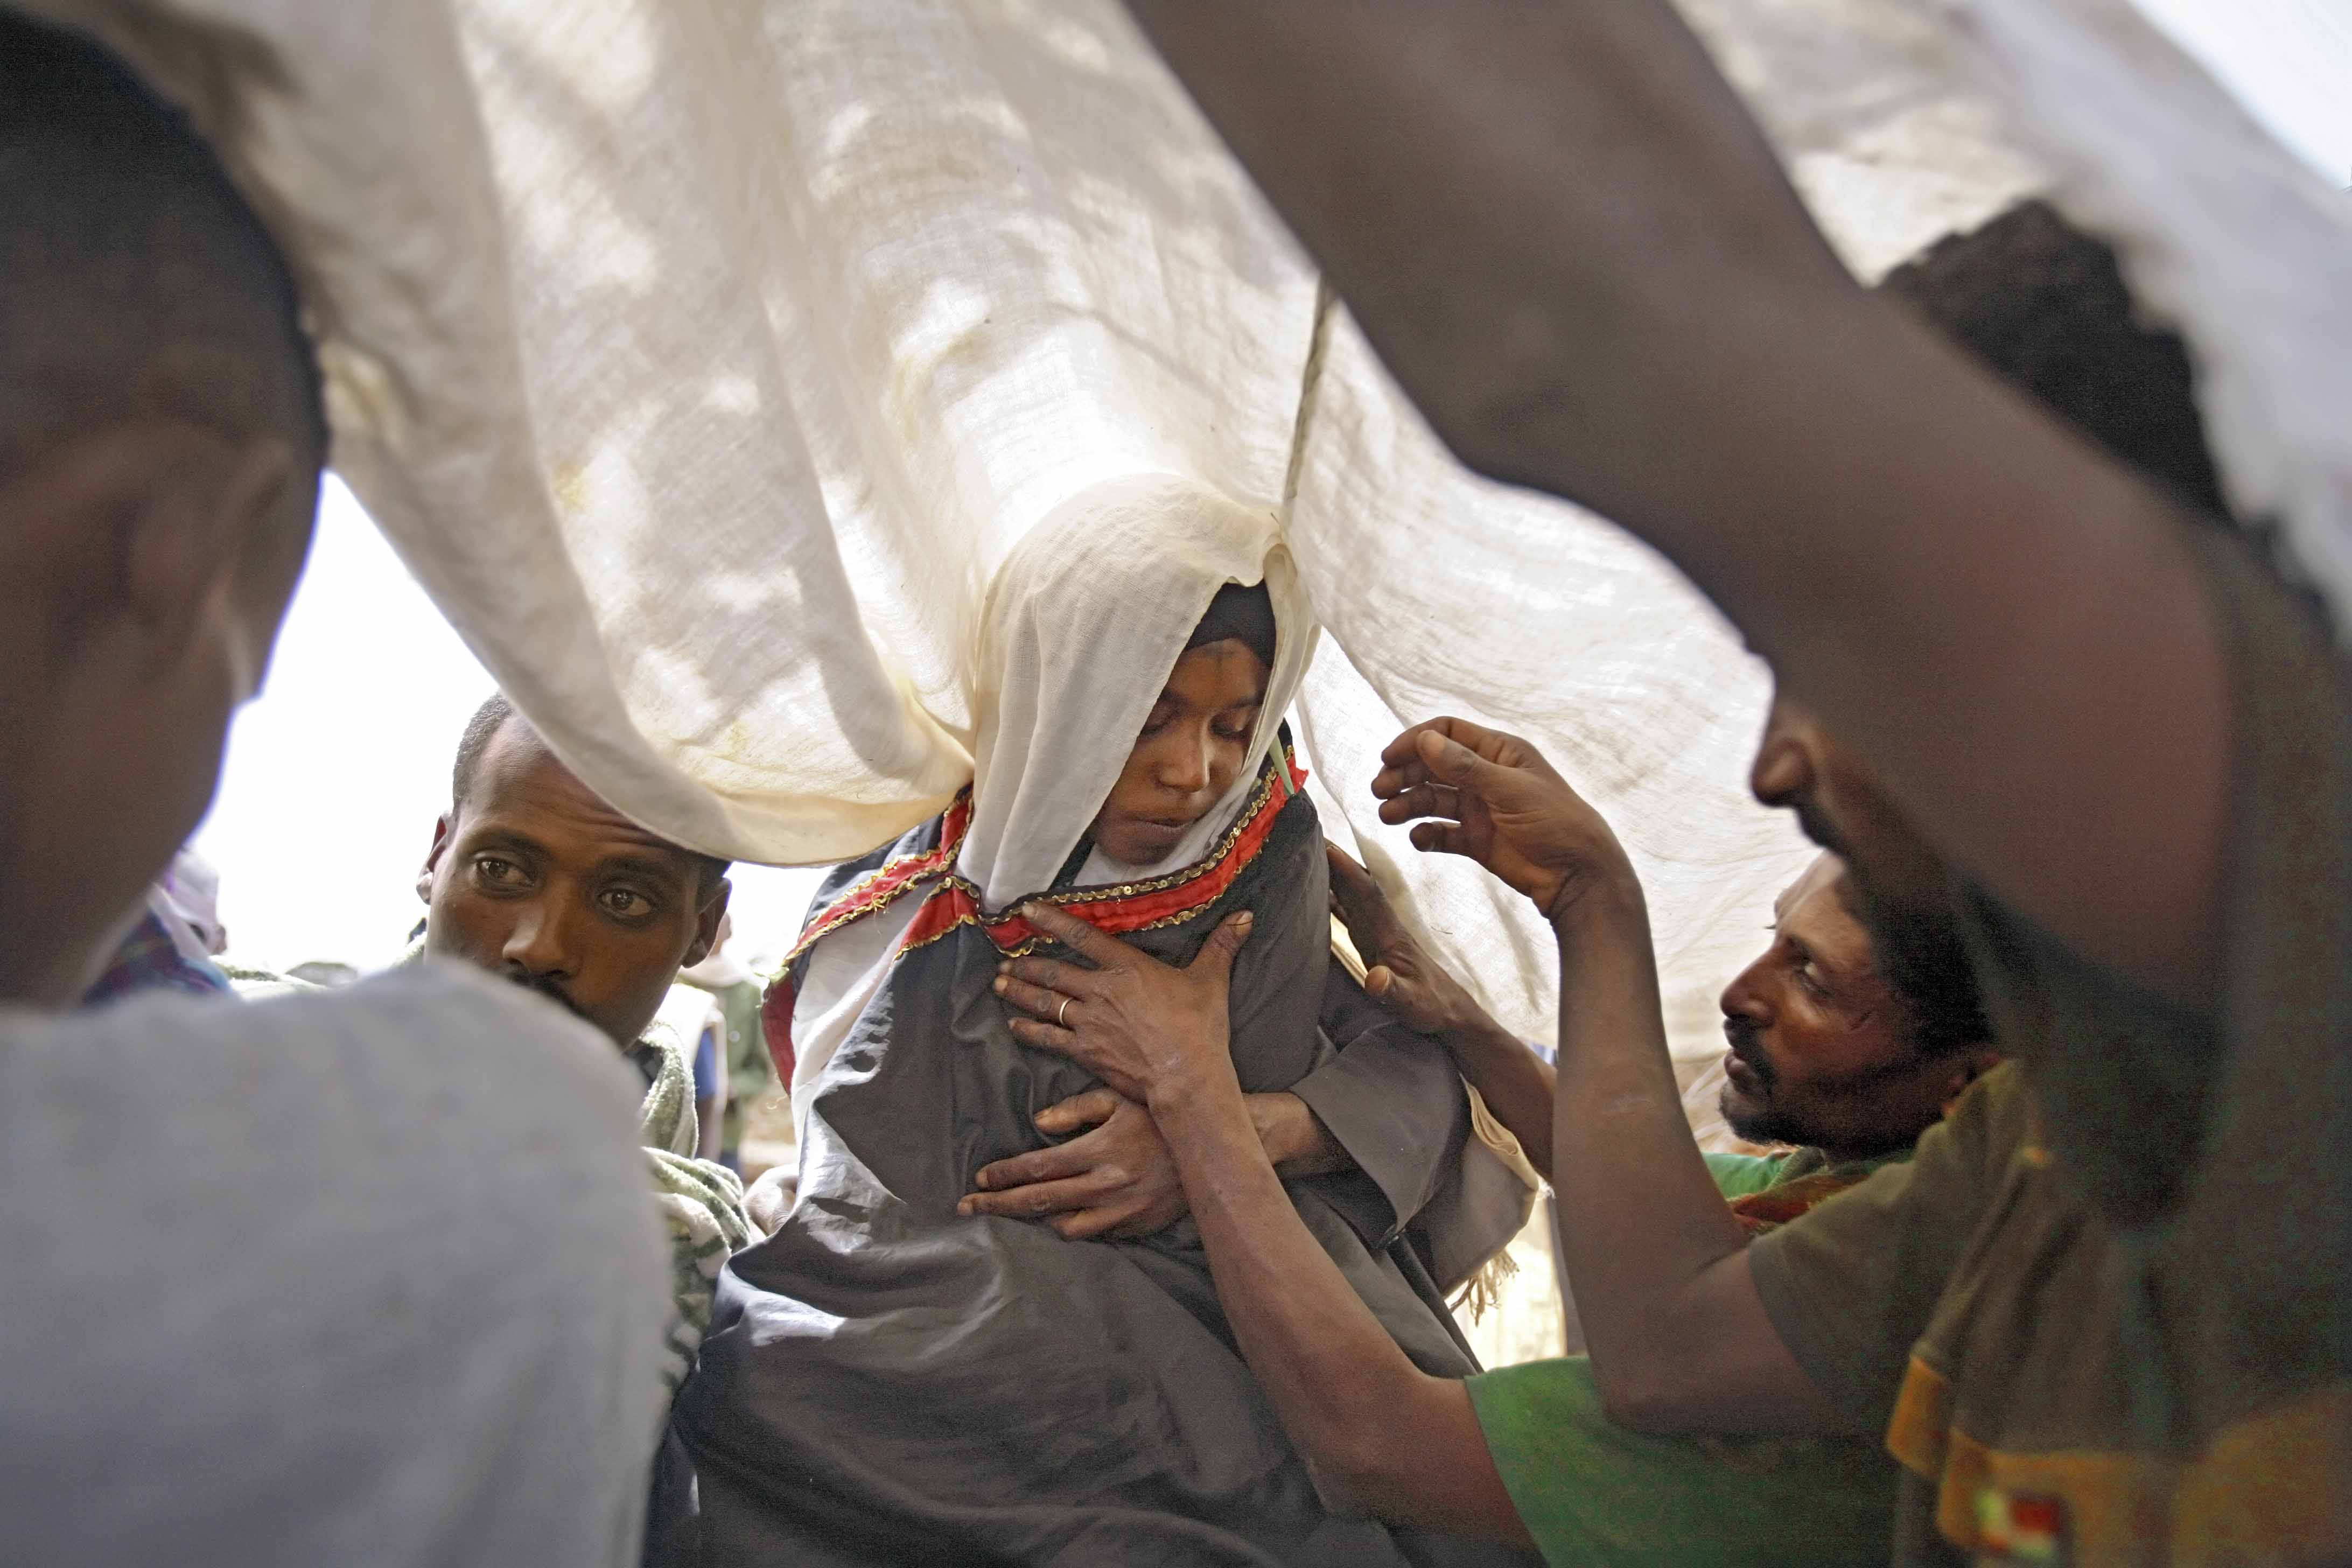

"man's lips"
[1723,1051,1762,1093]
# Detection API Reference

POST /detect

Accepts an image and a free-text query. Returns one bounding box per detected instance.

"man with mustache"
[1325,844,1998,1233]
[417,693,753,1394]
[998,813,1996,1560]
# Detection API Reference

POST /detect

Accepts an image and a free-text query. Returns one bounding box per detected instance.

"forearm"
[1154,1075,1524,1538]
[1130,1,2225,995]
[1247,1091,1348,1177]
[1544,873,1831,1432]
[1438,1011,1555,1183]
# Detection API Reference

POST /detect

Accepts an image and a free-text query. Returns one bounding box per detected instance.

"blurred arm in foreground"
[1124,0,2229,1003]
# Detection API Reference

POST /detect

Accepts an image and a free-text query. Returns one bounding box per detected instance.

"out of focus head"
[419,696,732,1048]
[0,13,326,1006]
[1878,197,2230,525]
[1718,852,1997,1163]
[1748,693,1947,913]
[1751,199,2232,951]
[1090,582,1276,868]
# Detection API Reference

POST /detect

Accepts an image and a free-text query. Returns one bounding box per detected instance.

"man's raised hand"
[1371,717,1633,923]
[993,901,1254,1106]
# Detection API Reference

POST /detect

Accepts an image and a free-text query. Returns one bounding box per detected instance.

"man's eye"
[474,857,522,885]
[601,888,649,917]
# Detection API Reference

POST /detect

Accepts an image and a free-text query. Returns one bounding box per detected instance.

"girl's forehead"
[1160,639,1269,704]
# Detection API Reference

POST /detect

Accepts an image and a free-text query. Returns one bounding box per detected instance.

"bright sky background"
[189,3,2351,977]
[191,478,825,975]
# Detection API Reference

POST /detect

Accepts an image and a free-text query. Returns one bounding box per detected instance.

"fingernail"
[993,976,1008,995]
[1236,911,1254,927]
[957,1198,975,1214]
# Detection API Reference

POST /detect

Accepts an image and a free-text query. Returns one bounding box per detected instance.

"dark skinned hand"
[1371,717,1632,921]
[1325,842,1490,1040]
[991,900,1254,1106]
[742,1163,797,1236]
[958,1088,1188,1239]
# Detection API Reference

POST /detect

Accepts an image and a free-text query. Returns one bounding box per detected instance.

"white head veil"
[955,474,1320,911]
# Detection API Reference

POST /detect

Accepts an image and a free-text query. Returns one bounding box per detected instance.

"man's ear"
[418,815,454,906]
[684,877,733,969]
[1938,1046,2004,1115]
[122,431,298,689]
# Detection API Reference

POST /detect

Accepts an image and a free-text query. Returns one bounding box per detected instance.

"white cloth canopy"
[34,0,2352,1080]
[959,473,1314,908]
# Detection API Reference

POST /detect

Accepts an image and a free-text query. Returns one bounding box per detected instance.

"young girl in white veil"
[673,475,1534,1567]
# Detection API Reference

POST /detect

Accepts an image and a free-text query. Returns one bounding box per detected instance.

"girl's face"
[1090,637,1270,867]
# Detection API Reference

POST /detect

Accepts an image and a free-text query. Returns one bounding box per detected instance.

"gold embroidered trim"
[894,749,1297,960]
[1005,754,1290,912]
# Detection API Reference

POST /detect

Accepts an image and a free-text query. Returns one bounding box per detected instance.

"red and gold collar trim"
[782,744,1305,972]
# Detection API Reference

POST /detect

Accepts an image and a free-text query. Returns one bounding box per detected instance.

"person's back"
[0,16,668,1562]
[0,970,667,1565]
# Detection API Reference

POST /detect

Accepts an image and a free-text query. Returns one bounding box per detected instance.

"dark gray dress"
[671,762,1538,1566]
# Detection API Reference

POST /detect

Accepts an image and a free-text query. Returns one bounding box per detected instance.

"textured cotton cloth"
[0,967,670,1567]
[31,0,2350,1077]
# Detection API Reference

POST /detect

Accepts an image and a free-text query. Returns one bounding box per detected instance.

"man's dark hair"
[0,11,326,474]
[451,693,520,813]
[1831,873,1991,1060]
[451,693,732,896]
[1880,198,2230,524]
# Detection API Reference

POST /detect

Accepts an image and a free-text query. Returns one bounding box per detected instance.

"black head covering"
[1184,581,1278,669]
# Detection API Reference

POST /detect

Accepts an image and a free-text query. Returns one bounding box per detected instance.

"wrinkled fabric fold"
[677,777,1534,1565]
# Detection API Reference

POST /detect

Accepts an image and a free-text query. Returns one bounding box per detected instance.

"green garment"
[1467,1149,1909,1567]
[709,978,771,1156]
[1703,1145,1902,1198]
[631,1022,755,1393]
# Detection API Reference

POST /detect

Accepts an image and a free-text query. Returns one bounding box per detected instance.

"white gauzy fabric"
[962,473,1315,907]
[36,0,2350,1069]
[1939,0,2352,631]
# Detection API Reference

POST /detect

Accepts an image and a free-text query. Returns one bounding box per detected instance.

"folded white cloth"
[33,0,2349,1074]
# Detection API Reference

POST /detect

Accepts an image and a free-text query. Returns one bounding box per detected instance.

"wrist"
[1243,1092,1311,1165]
[1545,854,1646,937]
[1146,1059,1250,1133]
[1444,1005,1528,1071]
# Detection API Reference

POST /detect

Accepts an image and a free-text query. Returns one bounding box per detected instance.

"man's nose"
[1749,726,1812,809]
[502,900,580,978]
[1719,957,1771,1024]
